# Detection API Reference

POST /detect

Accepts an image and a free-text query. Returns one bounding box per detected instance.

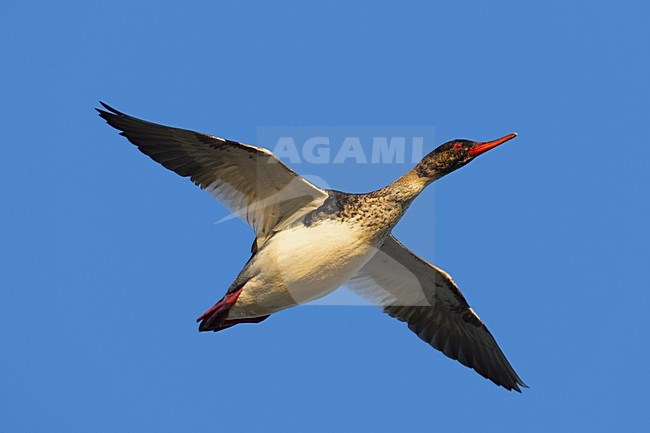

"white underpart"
[228,220,379,318]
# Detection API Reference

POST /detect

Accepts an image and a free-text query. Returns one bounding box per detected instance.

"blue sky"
[2,1,650,432]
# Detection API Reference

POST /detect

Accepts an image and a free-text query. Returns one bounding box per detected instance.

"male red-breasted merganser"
[98,103,526,392]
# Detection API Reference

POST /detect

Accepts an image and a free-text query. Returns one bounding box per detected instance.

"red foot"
[197,287,243,331]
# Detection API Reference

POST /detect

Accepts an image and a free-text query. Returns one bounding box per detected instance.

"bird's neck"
[378,168,433,204]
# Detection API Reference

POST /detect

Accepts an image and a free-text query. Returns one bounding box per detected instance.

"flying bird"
[98,102,526,392]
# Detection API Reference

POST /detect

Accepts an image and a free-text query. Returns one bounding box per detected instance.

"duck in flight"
[98,102,526,392]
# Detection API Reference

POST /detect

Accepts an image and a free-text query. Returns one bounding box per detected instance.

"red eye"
[453,142,462,150]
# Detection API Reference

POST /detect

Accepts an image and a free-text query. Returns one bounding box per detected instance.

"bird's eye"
[453,143,463,150]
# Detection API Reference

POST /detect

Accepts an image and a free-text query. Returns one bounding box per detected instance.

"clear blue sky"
[2,1,649,432]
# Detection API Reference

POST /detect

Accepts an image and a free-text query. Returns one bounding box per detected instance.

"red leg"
[196,287,243,331]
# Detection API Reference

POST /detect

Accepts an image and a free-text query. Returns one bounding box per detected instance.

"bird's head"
[415,133,517,182]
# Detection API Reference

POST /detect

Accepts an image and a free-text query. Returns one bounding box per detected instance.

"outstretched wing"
[97,103,328,246]
[346,235,527,392]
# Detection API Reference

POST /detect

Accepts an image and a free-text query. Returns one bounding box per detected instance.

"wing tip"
[515,378,530,392]
[501,376,528,393]
[98,101,123,115]
[96,101,128,126]
[96,101,135,135]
